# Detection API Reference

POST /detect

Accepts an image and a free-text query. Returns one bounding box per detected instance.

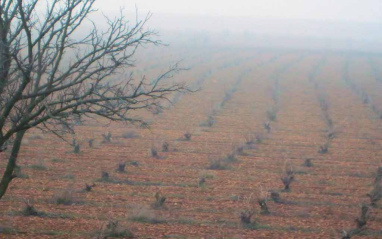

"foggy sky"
[96,0,382,23]
[90,1,382,53]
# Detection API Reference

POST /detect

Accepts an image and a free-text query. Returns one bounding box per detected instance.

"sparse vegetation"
[201,115,215,127]
[102,171,110,180]
[270,191,281,203]
[222,153,238,163]
[239,194,260,229]
[198,177,206,188]
[150,147,158,158]
[374,166,382,184]
[117,163,126,173]
[355,205,369,229]
[240,209,256,225]
[341,167,381,238]
[266,107,278,121]
[327,129,337,140]
[341,205,373,238]
[97,220,134,238]
[258,198,269,215]
[85,183,96,192]
[281,162,295,191]
[263,122,271,133]
[207,159,229,170]
[102,132,112,143]
[72,138,81,154]
[234,145,246,155]
[152,191,166,209]
[162,142,169,152]
[367,167,382,206]
[318,142,329,154]
[89,139,95,148]
[207,116,215,127]
[318,97,329,111]
[244,134,255,147]
[316,91,335,154]
[22,200,40,216]
[342,229,360,239]
[303,158,313,167]
[184,132,192,141]
[152,105,163,115]
[74,143,81,154]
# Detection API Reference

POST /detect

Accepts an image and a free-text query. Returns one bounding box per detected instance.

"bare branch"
[0,0,189,148]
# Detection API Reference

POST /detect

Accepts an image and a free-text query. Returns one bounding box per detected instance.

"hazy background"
[94,0,382,53]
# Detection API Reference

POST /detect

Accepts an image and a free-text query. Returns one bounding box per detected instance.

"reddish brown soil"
[0,48,381,238]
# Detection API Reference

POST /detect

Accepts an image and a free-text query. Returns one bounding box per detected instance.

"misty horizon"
[97,0,382,23]
[89,1,382,54]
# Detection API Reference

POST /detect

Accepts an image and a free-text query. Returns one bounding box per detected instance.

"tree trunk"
[0,130,25,200]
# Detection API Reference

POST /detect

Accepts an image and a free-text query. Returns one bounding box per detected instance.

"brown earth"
[0,48,381,238]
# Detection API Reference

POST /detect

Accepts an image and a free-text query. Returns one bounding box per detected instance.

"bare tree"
[0,0,189,199]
